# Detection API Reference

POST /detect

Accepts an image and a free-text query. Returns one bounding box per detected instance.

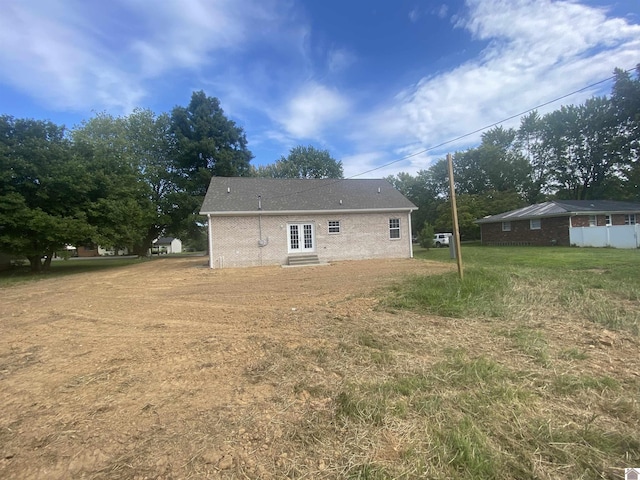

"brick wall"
[209,212,412,268]
[571,213,637,227]
[480,216,570,246]
[77,245,99,257]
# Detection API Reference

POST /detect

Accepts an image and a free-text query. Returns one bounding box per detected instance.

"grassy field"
[0,257,151,286]
[343,244,639,478]
[1,246,639,478]
[402,243,640,335]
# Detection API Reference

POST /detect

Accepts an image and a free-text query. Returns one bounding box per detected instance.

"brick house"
[476,200,640,248]
[199,177,417,268]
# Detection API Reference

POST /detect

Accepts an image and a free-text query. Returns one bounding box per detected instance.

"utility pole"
[447,153,464,280]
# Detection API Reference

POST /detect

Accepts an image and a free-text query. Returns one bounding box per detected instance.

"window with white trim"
[625,214,636,225]
[389,218,400,239]
[502,221,511,232]
[530,219,541,230]
[328,220,341,234]
[588,215,597,227]
[605,215,612,226]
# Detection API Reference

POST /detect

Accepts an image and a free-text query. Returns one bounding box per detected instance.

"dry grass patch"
[1,254,639,479]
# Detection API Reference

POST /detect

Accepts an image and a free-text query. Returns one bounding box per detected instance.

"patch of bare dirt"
[0,257,450,479]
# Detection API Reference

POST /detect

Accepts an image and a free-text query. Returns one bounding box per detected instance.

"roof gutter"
[475,210,636,224]
[199,207,416,216]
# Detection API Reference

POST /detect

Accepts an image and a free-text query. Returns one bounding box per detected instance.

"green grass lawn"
[338,243,640,478]
[397,243,640,335]
[239,244,640,478]
[0,257,149,287]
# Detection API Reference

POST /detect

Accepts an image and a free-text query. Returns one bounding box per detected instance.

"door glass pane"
[303,224,313,249]
[290,225,299,250]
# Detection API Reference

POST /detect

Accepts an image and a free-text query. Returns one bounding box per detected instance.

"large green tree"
[544,97,620,200]
[435,127,530,197]
[0,117,96,271]
[516,111,554,203]
[386,170,443,235]
[255,145,343,179]
[170,91,253,245]
[72,110,179,255]
[610,65,640,201]
[171,91,253,196]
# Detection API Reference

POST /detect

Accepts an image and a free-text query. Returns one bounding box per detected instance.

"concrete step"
[287,254,320,266]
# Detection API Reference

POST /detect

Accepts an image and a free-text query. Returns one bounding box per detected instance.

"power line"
[348,66,635,179]
[263,65,636,201]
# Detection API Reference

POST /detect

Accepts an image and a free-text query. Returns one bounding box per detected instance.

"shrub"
[418,222,435,249]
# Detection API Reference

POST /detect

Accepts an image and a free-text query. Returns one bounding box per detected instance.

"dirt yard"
[0,257,452,479]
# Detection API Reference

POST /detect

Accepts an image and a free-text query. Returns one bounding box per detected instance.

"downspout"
[207,213,214,269]
[408,211,414,258]
[258,213,263,266]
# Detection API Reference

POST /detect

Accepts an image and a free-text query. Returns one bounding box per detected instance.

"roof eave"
[200,207,416,216]
[476,209,639,224]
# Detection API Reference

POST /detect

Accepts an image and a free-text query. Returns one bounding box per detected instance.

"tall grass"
[214,246,640,477]
[394,245,640,335]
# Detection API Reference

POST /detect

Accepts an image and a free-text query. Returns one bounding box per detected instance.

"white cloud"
[341,151,388,178]
[0,1,145,112]
[278,82,350,139]
[409,4,449,24]
[357,0,640,166]
[340,147,439,179]
[327,48,356,73]
[0,0,295,114]
[436,4,449,19]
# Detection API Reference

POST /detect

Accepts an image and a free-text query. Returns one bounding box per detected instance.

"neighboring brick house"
[199,177,417,268]
[476,200,640,248]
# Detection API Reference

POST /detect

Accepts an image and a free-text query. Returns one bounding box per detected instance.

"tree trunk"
[133,231,157,258]
[42,250,54,271]
[28,255,42,273]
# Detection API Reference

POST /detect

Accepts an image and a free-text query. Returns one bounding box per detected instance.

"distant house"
[75,244,129,257]
[77,243,99,257]
[476,200,640,248]
[98,246,129,256]
[199,177,417,268]
[152,237,182,254]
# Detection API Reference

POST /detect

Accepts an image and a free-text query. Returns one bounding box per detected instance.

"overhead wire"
[261,65,637,201]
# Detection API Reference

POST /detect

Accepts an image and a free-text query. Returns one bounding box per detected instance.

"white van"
[433,233,453,247]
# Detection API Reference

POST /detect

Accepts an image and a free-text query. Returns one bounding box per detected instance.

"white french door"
[288,223,315,253]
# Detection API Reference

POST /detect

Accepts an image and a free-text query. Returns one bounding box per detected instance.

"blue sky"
[1,0,639,178]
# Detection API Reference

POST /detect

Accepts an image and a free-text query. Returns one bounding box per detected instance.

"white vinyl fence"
[569,225,640,248]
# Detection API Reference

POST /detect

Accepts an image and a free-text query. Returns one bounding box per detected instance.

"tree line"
[0,90,343,272]
[388,66,640,240]
[1,66,637,270]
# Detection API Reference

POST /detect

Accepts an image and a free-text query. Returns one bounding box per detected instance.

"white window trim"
[530,219,541,230]
[502,221,511,232]
[287,222,315,253]
[605,215,612,226]
[588,215,597,227]
[389,218,401,240]
[625,214,637,225]
[328,220,341,234]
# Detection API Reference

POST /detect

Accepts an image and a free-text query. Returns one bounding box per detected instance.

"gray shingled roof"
[199,177,416,214]
[476,200,640,223]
